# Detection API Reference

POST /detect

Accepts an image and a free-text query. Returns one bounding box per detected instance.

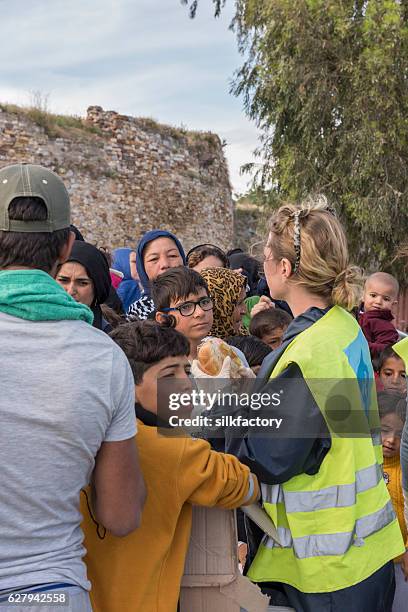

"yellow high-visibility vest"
[393,337,408,367]
[248,306,404,593]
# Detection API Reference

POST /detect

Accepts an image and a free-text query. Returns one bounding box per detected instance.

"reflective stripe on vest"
[263,499,395,559]
[262,462,383,513]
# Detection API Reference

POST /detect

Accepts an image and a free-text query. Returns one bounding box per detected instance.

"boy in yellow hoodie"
[81,320,259,612]
[378,390,408,611]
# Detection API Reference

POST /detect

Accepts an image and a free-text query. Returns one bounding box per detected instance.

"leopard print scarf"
[200,267,248,339]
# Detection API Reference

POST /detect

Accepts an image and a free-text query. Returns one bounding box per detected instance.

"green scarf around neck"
[0,269,94,323]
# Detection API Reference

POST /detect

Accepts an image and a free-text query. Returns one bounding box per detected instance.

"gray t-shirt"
[0,312,137,591]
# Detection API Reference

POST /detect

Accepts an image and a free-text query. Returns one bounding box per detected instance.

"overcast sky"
[0,0,260,193]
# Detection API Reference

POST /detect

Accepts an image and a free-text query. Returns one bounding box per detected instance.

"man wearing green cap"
[0,164,146,611]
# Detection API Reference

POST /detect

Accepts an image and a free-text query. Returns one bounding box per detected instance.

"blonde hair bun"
[331,266,363,311]
[267,195,362,311]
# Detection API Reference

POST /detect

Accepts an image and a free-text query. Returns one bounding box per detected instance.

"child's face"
[379,357,407,393]
[380,412,404,458]
[232,287,247,333]
[168,288,213,345]
[363,279,398,313]
[261,325,287,350]
[135,356,192,414]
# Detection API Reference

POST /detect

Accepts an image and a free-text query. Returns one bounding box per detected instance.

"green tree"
[184,0,408,275]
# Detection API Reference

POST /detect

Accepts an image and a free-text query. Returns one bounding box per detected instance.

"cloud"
[0,0,259,190]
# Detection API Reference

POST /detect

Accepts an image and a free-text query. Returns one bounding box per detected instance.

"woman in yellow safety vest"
[224,196,404,611]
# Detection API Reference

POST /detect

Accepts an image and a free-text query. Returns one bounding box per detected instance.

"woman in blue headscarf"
[112,247,141,313]
[127,230,186,320]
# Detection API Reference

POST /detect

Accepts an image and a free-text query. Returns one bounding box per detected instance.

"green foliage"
[230,0,408,276]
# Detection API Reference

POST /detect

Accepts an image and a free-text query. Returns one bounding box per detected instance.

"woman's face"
[263,235,286,300]
[192,255,224,273]
[232,286,247,333]
[143,237,183,280]
[56,262,95,306]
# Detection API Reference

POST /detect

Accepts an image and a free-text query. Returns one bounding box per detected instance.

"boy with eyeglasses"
[152,266,214,360]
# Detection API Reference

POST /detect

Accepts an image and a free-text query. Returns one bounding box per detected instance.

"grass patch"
[135,116,219,149]
[0,101,216,147]
[135,116,189,141]
[0,103,102,138]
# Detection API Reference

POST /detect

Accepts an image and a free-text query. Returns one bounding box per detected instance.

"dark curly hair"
[110,320,189,384]
[152,266,209,311]
[187,244,229,269]
[377,390,407,422]
[373,346,405,373]
[225,335,272,368]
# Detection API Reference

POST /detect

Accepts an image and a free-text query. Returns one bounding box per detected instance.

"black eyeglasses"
[162,296,213,317]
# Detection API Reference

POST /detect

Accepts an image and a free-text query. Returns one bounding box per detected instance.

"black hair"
[377,391,407,422]
[70,224,85,241]
[151,266,209,311]
[110,320,189,384]
[373,346,405,373]
[249,308,293,339]
[225,335,272,368]
[228,251,262,296]
[226,248,244,257]
[100,304,126,329]
[0,198,71,272]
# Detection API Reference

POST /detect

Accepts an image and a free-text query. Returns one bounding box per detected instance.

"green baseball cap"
[0,163,71,232]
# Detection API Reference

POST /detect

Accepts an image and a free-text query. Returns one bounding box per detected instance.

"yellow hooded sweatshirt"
[383,454,408,563]
[81,418,259,612]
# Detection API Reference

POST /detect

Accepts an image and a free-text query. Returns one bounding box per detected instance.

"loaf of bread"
[197,337,244,378]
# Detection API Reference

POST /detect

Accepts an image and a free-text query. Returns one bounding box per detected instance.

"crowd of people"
[1,163,408,612]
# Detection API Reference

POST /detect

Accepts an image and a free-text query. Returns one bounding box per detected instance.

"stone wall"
[0,104,234,251]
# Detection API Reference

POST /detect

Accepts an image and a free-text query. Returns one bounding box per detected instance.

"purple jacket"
[358,308,399,358]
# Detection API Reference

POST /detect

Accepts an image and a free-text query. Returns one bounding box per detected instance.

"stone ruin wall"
[0,105,234,252]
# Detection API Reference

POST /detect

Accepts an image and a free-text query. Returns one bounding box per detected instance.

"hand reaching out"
[250,296,274,318]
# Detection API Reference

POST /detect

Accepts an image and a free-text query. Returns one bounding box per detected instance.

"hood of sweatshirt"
[112,247,141,311]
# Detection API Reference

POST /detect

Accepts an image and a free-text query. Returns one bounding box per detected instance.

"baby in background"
[359,272,399,358]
